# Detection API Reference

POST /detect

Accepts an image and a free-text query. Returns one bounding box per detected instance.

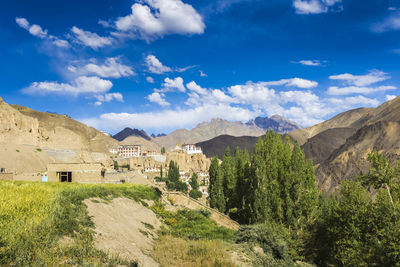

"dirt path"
[84,198,161,267]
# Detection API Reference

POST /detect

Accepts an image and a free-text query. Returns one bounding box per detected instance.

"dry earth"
[84,198,161,267]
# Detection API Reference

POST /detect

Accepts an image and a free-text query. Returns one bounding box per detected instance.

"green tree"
[166,160,187,192]
[221,147,236,214]
[358,149,400,207]
[190,173,199,190]
[208,156,226,213]
[161,147,166,155]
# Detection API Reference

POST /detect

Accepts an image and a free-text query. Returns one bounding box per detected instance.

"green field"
[0,181,158,266]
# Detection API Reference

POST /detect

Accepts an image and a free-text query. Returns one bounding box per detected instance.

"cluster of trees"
[166,160,187,192]
[209,130,317,231]
[208,131,400,265]
[165,160,203,200]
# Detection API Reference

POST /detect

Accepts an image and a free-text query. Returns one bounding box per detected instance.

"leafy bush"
[189,189,203,200]
[236,224,295,266]
[152,203,235,242]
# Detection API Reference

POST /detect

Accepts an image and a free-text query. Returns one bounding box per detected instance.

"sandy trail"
[84,197,161,267]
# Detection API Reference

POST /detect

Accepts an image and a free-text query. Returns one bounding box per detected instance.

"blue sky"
[1,0,400,134]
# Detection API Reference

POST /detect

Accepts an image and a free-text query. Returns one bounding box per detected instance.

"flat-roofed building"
[182,144,202,155]
[47,163,105,183]
[118,145,141,158]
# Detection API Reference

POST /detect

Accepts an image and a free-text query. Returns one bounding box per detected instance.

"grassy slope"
[0,182,158,266]
[0,181,240,266]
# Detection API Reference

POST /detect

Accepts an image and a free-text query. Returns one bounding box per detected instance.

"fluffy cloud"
[371,11,400,33]
[68,57,135,78]
[329,70,390,86]
[94,93,124,106]
[262,78,318,88]
[145,55,172,74]
[82,77,383,132]
[327,85,397,95]
[146,76,155,83]
[386,95,397,101]
[161,77,185,92]
[114,0,205,41]
[71,26,113,49]
[186,81,208,95]
[293,0,342,14]
[16,17,69,48]
[147,92,170,106]
[23,76,113,95]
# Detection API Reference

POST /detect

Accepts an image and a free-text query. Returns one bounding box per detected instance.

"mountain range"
[112,115,302,149]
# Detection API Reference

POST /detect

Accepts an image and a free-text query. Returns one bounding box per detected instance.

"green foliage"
[161,147,166,154]
[36,148,42,152]
[236,224,295,266]
[248,132,317,230]
[307,180,400,266]
[358,149,400,206]
[152,203,235,242]
[190,173,199,190]
[208,157,226,213]
[189,189,203,200]
[166,161,188,192]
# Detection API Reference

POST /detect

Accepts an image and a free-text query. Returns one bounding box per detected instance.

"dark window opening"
[58,172,72,182]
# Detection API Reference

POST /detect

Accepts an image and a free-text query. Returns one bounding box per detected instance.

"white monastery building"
[182,144,202,154]
[118,145,141,158]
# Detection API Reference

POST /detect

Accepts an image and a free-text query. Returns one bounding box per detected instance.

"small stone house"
[47,163,106,183]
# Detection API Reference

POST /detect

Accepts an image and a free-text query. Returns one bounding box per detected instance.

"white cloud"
[147,92,170,106]
[293,60,323,66]
[386,95,397,101]
[94,93,124,105]
[71,26,113,49]
[327,85,397,95]
[328,96,379,108]
[186,81,208,95]
[199,70,207,77]
[146,76,155,83]
[68,57,135,78]
[81,77,384,132]
[81,103,256,132]
[161,77,185,92]
[329,70,390,86]
[16,17,69,47]
[371,11,400,32]
[23,76,113,96]
[52,39,70,48]
[114,0,205,42]
[145,55,172,74]
[262,78,318,88]
[293,0,342,14]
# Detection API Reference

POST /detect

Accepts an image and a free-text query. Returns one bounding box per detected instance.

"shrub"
[189,189,203,200]
[236,224,295,266]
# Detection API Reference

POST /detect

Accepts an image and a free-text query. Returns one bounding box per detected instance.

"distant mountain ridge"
[247,115,302,133]
[153,118,266,149]
[114,115,300,149]
[112,128,152,141]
